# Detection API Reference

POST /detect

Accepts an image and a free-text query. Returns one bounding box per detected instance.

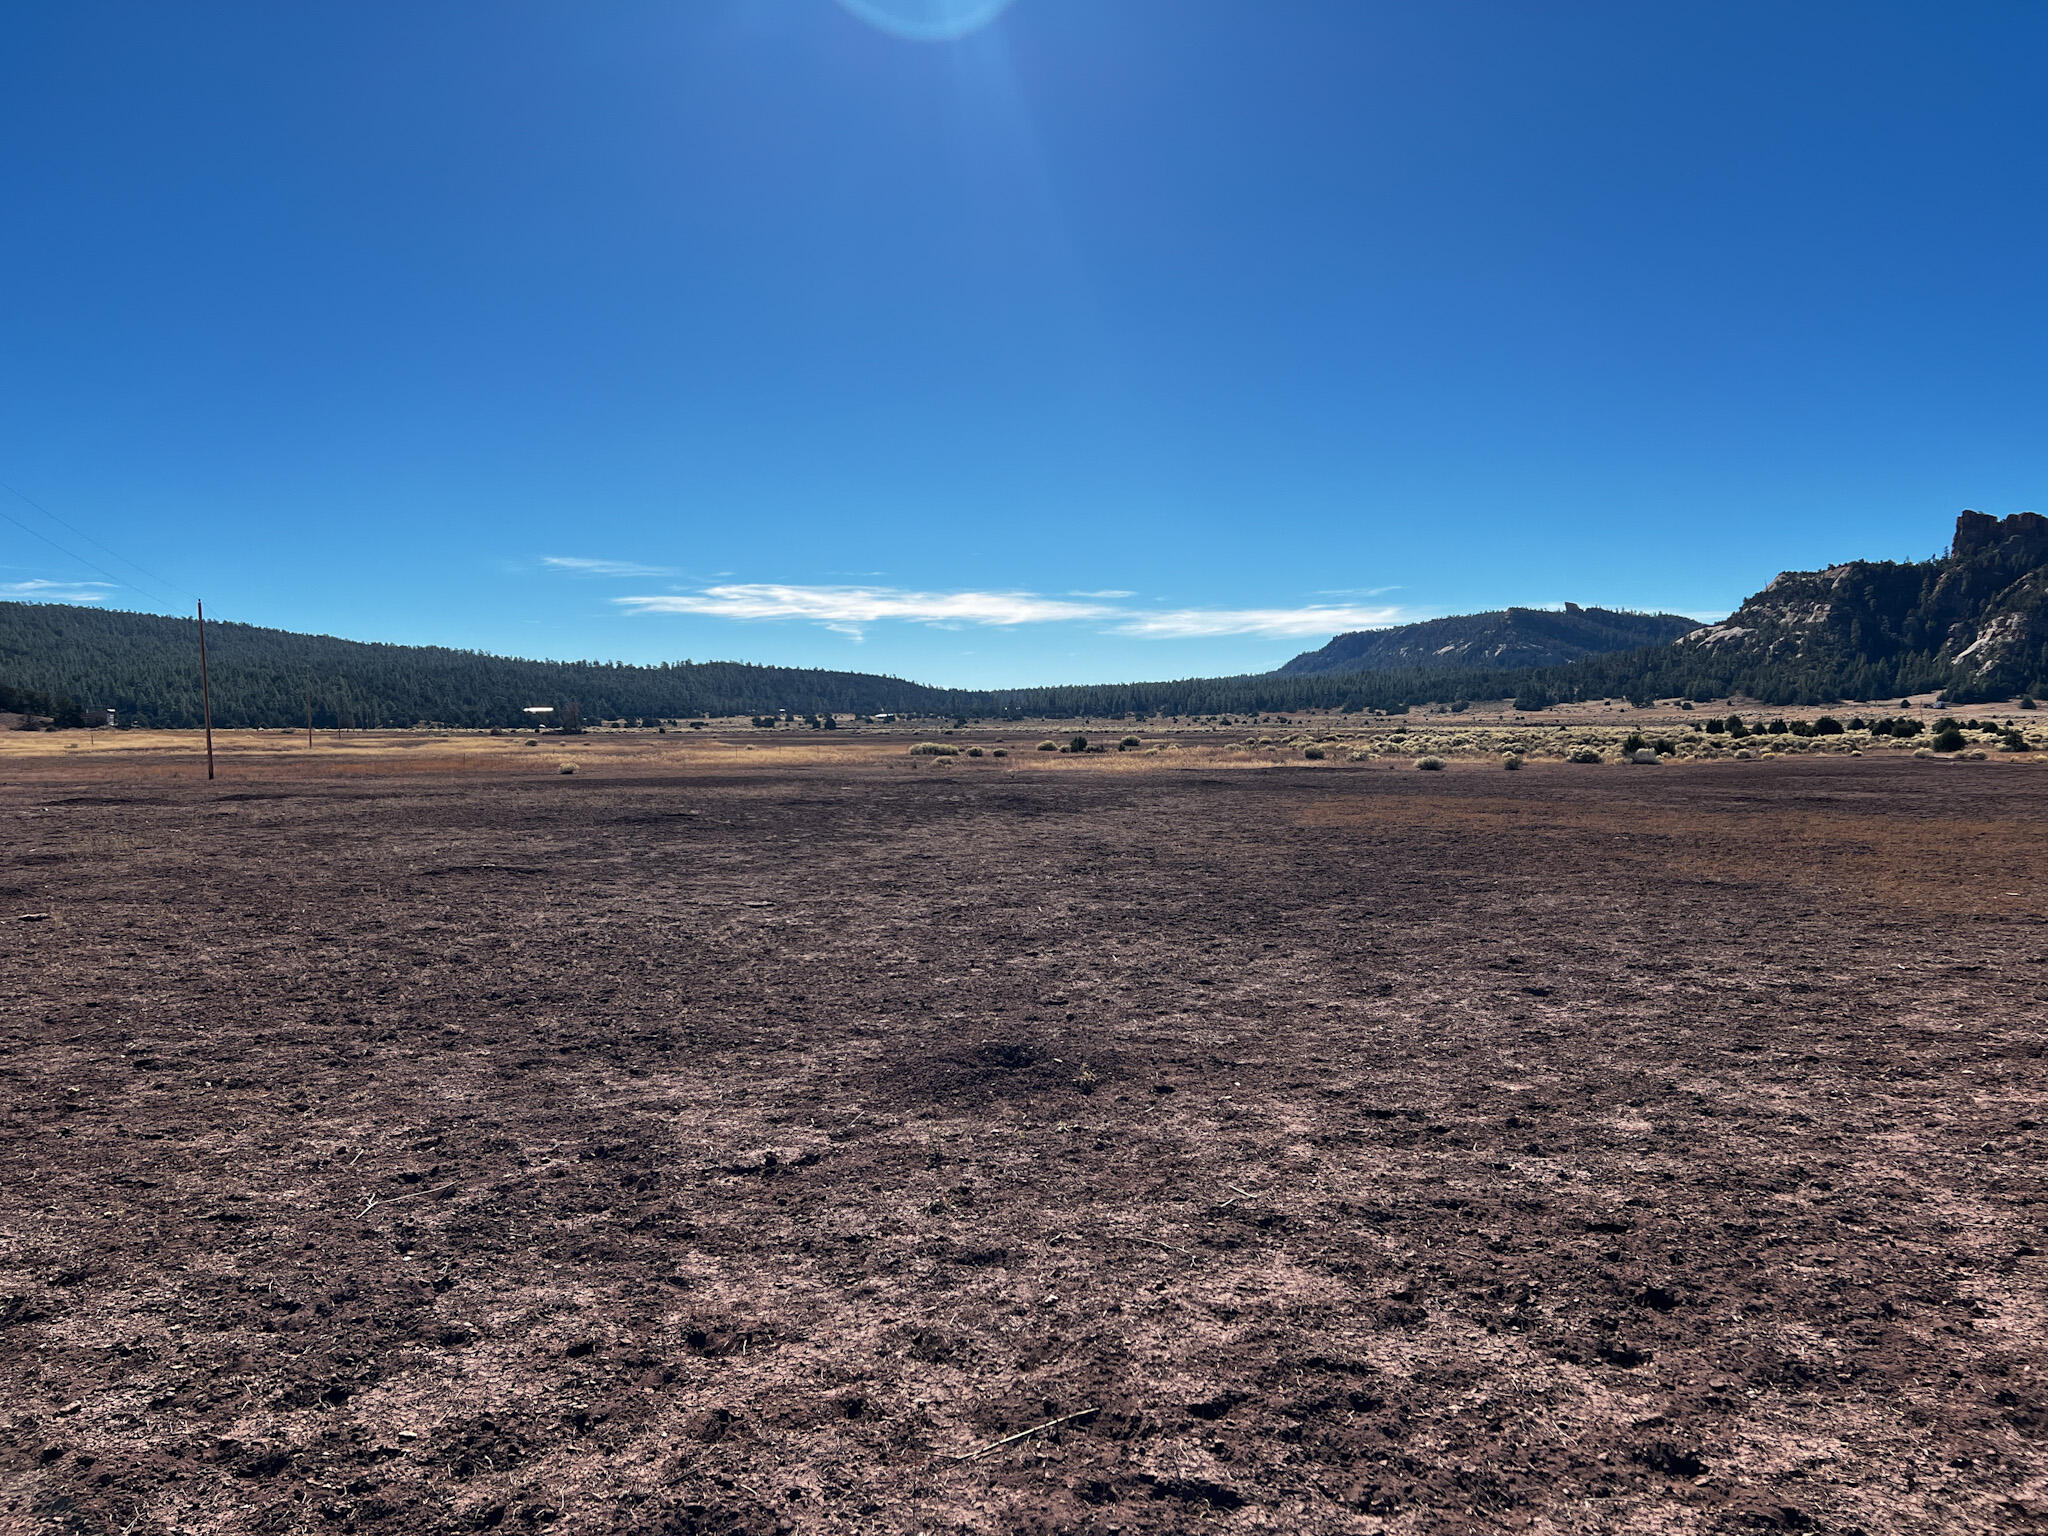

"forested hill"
[0,603,955,727]
[1277,605,1701,675]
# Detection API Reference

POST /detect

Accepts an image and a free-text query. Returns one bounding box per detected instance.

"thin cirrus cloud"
[606,581,1410,640]
[1115,604,1409,639]
[542,555,676,578]
[3,577,117,604]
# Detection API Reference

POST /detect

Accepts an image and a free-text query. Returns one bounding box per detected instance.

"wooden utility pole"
[197,600,215,781]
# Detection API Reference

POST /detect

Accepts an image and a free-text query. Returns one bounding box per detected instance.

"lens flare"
[834,0,1016,42]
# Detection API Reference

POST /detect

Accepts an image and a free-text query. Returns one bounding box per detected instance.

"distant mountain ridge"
[1276,604,1702,676]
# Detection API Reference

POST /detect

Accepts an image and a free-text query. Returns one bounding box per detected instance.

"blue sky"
[3,1,2044,687]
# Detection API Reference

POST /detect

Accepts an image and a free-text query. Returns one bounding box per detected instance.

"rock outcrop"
[1677,511,2048,700]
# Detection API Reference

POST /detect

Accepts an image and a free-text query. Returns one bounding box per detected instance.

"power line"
[0,502,147,599]
[0,477,188,604]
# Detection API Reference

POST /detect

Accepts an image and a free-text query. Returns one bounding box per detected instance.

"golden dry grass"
[0,729,1308,782]
[6,718,2043,785]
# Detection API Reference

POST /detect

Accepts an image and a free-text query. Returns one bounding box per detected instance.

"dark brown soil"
[3,752,2045,1533]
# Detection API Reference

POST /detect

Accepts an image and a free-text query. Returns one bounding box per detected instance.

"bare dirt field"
[2,738,2045,1534]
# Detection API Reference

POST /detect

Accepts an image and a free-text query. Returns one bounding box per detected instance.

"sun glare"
[834,0,1016,43]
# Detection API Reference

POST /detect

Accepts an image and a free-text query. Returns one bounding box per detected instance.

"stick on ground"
[951,1407,1099,1462]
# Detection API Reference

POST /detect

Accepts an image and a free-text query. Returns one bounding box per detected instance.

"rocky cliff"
[1678,510,2048,700]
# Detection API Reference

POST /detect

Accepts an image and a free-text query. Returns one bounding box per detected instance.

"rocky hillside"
[1277,604,1701,676]
[1676,510,2048,701]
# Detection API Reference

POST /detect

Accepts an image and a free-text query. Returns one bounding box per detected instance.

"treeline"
[975,638,2021,714]
[1496,642,1976,711]
[0,603,955,728]
[975,666,1526,717]
[0,678,87,727]
[3,597,2037,731]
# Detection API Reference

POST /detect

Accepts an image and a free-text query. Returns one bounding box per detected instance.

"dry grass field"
[2,735,2045,1534]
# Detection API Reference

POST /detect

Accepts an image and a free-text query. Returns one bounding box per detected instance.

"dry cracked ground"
[1,745,2045,1534]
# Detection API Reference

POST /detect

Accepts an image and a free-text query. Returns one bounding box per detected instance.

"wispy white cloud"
[610,581,1413,642]
[542,555,675,578]
[615,584,1119,634]
[1113,604,1409,639]
[2,578,116,604]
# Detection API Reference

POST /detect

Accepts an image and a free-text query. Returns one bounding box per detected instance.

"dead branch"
[951,1407,1098,1462]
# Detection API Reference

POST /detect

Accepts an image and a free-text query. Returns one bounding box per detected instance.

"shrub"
[991,748,1008,757]
[559,763,576,775]
[1070,735,1089,753]
[1118,735,1141,750]
[1415,755,1446,771]
[965,746,984,757]
[1301,744,1326,760]
[1348,748,1374,761]
[1653,738,1677,755]
[1568,747,1603,764]
[1930,727,1966,753]
[1766,719,1788,735]
[2021,696,2037,710]
[1813,716,1844,735]
[1622,732,1647,755]
[2000,729,2031,752]
[1502,754,1523,770]
[1037,740,1058,751]
[1704,717,1726,733]
[909,742,959,756]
